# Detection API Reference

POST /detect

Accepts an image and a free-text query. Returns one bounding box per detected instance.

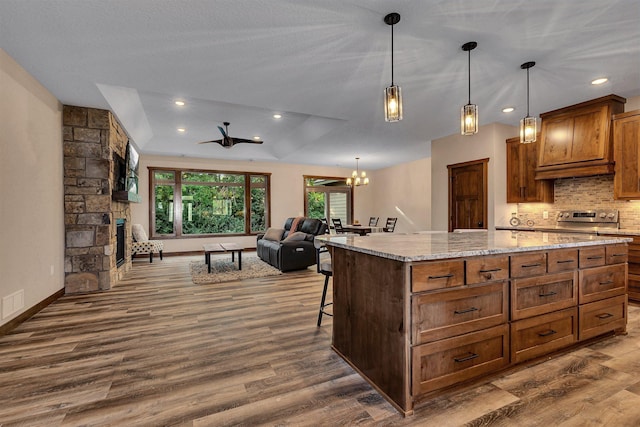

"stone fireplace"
[63,105,133,293]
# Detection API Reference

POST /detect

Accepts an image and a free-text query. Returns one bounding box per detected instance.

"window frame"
[149,167,271,239]
[303,175,353,224]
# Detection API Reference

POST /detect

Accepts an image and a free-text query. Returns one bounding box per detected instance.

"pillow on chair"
[132,224,148,242]
[263,228,284,241]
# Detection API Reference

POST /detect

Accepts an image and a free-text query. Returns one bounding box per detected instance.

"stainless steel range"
[555,209,619,234]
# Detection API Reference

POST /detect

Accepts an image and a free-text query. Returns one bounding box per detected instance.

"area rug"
[189,255,282,284]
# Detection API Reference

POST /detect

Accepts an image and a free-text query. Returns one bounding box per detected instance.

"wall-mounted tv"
[112,141,141,203]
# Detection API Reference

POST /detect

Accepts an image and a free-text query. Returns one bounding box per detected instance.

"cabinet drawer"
[466,256,509,285]
[580,246,606,268]
[412,324,509,396]
[579,295,627,340]
[606,244,628,264]
[511,307,577,364]
[511,271,577,320]
[412,260,465,292]
[412,281,508,345]
[547,249,578,273]
[579,263,627,304]
[511,252,547,278]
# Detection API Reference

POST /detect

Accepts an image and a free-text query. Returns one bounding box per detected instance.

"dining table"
[339,224,385,236]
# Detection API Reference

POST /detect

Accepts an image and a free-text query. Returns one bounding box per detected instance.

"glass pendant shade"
[384,85,403,122]
[520,116,537,144]
[461,103,478,135]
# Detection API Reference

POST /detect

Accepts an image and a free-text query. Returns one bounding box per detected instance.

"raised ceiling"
[1,0,639,169]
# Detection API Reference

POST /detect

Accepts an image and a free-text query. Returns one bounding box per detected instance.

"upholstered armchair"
[131,224,164,263]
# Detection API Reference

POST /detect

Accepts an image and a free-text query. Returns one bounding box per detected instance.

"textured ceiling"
[2,0,639,169]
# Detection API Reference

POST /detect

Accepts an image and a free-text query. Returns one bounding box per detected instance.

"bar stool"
[314,238,333,326]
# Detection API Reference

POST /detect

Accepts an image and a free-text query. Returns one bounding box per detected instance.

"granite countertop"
[316,230,632,262]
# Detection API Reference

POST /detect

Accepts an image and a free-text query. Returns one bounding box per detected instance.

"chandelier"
[346,157,369,186]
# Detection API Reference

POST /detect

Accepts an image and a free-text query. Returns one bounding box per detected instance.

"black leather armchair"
[256,217,327,272]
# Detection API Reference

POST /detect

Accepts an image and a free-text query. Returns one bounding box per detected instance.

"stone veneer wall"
[63,105,132,293]
[516,174,640,229]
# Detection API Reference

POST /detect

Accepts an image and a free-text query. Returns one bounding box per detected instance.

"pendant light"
[384,13,402,122]
[346,157,369,187]
[461,41,478,135]
[520,61,537,144]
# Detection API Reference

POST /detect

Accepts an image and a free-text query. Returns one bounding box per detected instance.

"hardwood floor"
[1,255,640,426]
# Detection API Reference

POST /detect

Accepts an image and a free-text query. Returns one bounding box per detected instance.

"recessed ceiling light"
[177,128,186,132]
[591,77,608,85]
[253,136,261,140]
[502,107,515,113]
[273,114,282,119]
[175,100,185,106]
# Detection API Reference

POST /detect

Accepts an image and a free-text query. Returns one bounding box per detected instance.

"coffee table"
[203,243,244,273]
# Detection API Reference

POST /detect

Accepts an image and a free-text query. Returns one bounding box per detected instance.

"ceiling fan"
[197,121,263,148]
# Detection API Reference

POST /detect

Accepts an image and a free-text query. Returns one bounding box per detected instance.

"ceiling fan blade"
[197,138,223,144]
[217,126,227,137]
[231,138,263,144]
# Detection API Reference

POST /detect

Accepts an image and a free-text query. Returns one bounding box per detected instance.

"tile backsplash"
[516,175,640,230]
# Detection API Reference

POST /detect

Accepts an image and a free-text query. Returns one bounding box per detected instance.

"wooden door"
[613,111,640,199]
[448,159,488,232]
[539,114,574,166]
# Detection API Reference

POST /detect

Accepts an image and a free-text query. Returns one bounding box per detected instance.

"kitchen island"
[317,231,631,415]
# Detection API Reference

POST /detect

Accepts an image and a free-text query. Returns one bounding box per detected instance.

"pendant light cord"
[526,67,530,117]
[390,23,394,85]
[467,49,471,104]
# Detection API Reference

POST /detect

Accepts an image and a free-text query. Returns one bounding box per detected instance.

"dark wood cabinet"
[613,110,640,199]
[506,136,553,203]
[535,94,625,180]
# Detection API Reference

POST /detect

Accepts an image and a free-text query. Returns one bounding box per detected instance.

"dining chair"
[314,238,333,327]
[331,218,344,233]
[320,218,331,234]
[383,217,397,232]
[368,216,379,227]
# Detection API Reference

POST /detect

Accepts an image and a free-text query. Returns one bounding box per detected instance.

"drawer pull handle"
[428,273,454,280]
[454,352,479,363]
[539,291,557,297]
[599,280,614,286]
[587,256,604,260]
[538,329,557,337]
[556,259,574,264]
[611,253,626,257]
[596,313,614,319]
[479,268,502,273]
[454,307,479,315]
[522,263,542,268]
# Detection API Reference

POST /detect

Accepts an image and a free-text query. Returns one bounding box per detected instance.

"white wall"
[131,155,370,252]
[431,122,516,231]
[0,48,64,327]
[370,155,432,232]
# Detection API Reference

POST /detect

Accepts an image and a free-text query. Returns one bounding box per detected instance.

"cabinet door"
[506,137,553,203]
[511,307,577,364]
[506,138,523,203]
[511,271,577,320]
[613,111,640,199]
[539,114,574,166]
[570,104,610,162]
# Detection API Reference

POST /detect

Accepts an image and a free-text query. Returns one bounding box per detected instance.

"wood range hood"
[535,94,626,180]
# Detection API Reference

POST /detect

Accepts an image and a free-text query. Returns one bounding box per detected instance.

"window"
[304,176,352,224]
[150,168,270,238]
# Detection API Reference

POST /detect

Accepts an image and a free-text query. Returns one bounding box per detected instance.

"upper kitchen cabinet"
[535,95,626,180]
[506,136,553,203]
[613,110,640,200]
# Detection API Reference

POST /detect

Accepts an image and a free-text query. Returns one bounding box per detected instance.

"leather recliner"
[256,217,327,272]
